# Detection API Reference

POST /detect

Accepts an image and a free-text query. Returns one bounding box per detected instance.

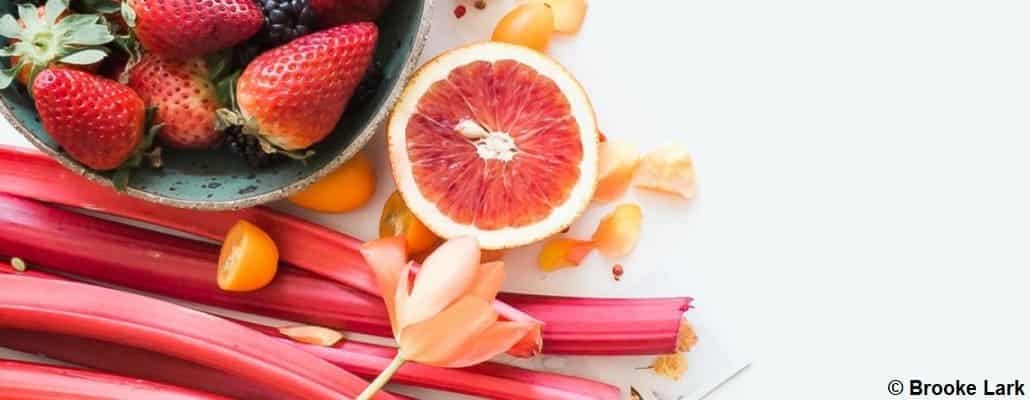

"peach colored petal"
[635,143,697,199]
[397,296,497,365]
[538,238,595,271]
[493,302,544,358]
[401,237,481,328]
[359,237,409,334]
[437,321,537,368]
[593,140,641,203]
[467,261,505,302]
[392,262,415,337]
[592,204,643,258]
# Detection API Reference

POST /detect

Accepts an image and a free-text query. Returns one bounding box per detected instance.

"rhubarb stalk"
[0,360,230,400]
[0,274,400,400]
[0,192,691,355]
[0,267,621,400]
[0,193,392,337]
[0,334,279,399]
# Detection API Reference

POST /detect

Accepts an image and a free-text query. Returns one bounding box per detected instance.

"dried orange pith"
[379,191,441,255]
[388,42,599,250]
[218,220,279,292]
[593,140,640,202]
[635,143,697,199]
[592,204,642,258]
[538,237,595,271]
[289,151,376,213]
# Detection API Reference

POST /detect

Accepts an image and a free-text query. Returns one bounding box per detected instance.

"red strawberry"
[230,22,377,151]
[32,68,145,171]
[310,0,390,27]
[126,0,263,59]
[127,54,222,149]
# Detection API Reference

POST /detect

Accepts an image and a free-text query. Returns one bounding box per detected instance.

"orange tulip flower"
[357,236,536,399]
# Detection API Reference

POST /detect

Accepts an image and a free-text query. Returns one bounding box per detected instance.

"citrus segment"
[389,42,598,249]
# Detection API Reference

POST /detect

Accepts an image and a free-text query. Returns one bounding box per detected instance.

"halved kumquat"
[218,220,279,292]
[288,150,376,213]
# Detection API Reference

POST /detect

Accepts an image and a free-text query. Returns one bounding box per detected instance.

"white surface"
[0,1,749,399]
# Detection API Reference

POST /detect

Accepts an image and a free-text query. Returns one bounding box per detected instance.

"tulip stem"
[356,353,406,400]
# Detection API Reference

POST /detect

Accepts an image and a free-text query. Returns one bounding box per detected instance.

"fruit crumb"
[612,263,623,281]
[10,257,26,272]
[649,352,687,381]
[677,319,698,352]
[454,5,466,18]
[473,0,487,10]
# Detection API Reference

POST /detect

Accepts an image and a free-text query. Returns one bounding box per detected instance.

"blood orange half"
[388,42,598,249]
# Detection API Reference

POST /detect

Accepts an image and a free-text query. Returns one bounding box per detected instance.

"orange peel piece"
[538,238,595,271]
[591,204,642,258]
[593,141,641,202]
[278,325,345,347]
[635,143,697,199]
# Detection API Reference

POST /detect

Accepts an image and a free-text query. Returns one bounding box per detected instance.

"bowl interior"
[0,0,427,208]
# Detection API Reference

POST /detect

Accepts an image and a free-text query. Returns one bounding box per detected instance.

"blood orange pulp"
[388,42,598,249]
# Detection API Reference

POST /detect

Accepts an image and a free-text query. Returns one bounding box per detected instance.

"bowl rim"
[0,0,434,211]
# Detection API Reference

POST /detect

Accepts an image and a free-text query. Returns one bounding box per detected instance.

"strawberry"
[32,68,145,171]
[310,0,390,27]
[127,53,223,149]
[223,22,377,152]
[0,0,114,88]
[125,0,263,59]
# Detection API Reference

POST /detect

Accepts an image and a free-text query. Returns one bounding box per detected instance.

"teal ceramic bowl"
[0,0,431,210]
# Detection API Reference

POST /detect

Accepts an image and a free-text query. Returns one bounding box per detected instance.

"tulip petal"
[436,321,537,368]
[468,261,505,302]
[393,262,415,338]
[401,237,481,328]
[398,296,497,365]
[360,237,408,336]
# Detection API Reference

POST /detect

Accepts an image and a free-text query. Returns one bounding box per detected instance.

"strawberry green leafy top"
[0,0,114,88]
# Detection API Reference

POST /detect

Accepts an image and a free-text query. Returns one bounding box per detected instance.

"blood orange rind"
[388,42,599,249]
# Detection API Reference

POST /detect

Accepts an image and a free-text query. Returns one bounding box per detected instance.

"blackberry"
[223,127,285,169]
[234,0,315,66]
[255,0,316,47]
[349,59,384,110]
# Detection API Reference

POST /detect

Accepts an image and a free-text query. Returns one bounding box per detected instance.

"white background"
[4,0,1030,399]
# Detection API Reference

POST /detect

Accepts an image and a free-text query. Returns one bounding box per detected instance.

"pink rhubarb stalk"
[0,267,619,400]
[0,274,399,400]
[0,145,544,356]
[0,329,419,400]
[0,192,691,355]
[0,360,229,400]
[0,193,393,337]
